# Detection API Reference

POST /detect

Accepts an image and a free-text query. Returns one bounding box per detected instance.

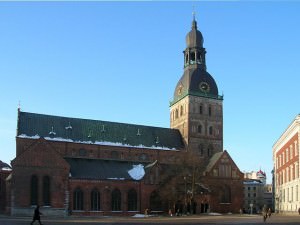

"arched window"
[209,126,213,135]
[43,176,50,206]
[180,105,183,116]
[197,125,202,133]
[199,144,204,156]
[30,175,38,205]
[175,109,179,119]
[150,191,162,211]
[128,189,137,211]
[207,145,213,157]
[91,189,100,211]
[111,189,121,211]
[73,188,84,210]
[199,105,203,114]
[220,186,231,203]
[190,51,195,62]
[208,106,212,116]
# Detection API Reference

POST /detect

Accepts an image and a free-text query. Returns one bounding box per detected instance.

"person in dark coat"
[31,205,43,225]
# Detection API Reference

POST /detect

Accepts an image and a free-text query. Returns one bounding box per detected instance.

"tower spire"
[192,7,197,30]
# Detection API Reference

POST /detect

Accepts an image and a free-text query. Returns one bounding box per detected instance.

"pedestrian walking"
[267,208,272,218]
[262,205,268,222]
[30,205,43,225]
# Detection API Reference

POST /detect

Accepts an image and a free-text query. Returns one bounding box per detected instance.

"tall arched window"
[197,125,202,133]
[209,126,213,135]
[43,176,50,206]
[111,189,121,211]
[30,175,38,205]
[220,186,231,203]
[180,105,183,116]
[207,145,213,157]
[128,189,137,211]
[73,188,84,210]
[91,189,100,211]
[198,144,204,156]
[150,191,162,211]
[208,106,212,116]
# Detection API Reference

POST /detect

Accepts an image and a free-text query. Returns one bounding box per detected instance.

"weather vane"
[192,5,196,20]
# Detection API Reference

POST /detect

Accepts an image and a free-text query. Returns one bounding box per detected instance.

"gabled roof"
[65,158,148,181]
[17,111,184,151]
[205,151,223,173]
[205,150,242,174]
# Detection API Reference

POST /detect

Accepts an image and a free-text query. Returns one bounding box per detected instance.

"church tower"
[170,15,223,159]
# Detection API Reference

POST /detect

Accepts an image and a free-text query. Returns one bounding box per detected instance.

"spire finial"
[192,6,196,21]
[191,6,197,30]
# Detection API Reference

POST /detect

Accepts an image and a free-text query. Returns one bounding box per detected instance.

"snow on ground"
[132,214,147,218]
[208,212,222,216]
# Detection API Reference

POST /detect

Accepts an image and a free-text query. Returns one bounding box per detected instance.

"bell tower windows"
[184,49,205,67]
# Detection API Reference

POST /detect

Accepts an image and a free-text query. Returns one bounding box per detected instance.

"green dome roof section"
[171,68,222,106]
[186,19,204,48]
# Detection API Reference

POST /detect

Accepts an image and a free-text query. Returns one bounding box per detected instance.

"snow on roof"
[18,134,178,151]
[128,164,145,180]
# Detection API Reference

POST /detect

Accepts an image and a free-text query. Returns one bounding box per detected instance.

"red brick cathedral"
[5,16,243,216]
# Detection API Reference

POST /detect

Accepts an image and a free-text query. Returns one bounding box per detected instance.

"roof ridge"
[19,110,173,130]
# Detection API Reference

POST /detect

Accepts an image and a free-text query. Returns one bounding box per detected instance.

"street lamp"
[184,176,187,213]
[249,203,253,214]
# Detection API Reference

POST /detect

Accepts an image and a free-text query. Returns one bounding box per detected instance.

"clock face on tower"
[199,82,210,93]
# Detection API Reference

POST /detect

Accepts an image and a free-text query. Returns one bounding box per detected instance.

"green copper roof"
[17,111,184,151]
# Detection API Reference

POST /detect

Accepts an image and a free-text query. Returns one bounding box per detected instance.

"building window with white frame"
[296,185,299,201]
[279,155,282,167]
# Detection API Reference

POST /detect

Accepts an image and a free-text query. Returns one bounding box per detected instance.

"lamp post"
[249,203,253,214]
[184,176,187,215]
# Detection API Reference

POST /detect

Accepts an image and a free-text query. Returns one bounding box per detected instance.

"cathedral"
[5,16,244,216]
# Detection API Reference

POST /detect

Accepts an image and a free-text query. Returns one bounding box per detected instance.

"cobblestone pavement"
[0,214,299,225]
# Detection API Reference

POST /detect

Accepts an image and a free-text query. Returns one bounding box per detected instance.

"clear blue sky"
[1,1,299,183]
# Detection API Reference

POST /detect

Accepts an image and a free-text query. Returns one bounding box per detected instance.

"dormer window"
[65,122,72,130]
[49,127,56,137]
